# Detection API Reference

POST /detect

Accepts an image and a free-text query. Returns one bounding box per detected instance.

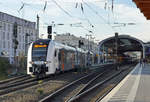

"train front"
[27,39,50,77]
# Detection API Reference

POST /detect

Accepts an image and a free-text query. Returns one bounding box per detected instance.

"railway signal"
[47,26,52,39]
[79,40,84,48]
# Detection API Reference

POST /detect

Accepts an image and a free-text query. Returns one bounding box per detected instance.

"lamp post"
[90,36,95,52]
[103,44,105,63]
[86,34,92,66]
[25,33,30,56]
[115,32,119,70]
[37,15,39,39]
[13,22,19,65]
[12,22,19,73]
[86,34,92,51]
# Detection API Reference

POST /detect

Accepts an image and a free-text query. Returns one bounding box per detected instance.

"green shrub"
[38,80,43,84]
[0,57,11,76]
[37,88,44,95]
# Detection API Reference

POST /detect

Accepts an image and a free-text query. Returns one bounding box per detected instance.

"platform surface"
[101,63,150,102]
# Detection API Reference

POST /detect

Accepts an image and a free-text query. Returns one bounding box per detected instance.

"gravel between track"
[0,71,93,102]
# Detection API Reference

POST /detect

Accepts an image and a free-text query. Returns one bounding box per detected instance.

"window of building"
[7,33,9,40]
[0,41,1,48]
[23,43,25,49]
[11,43,13,48]
[3,41,5,48]
[1,13,4,20]
[3,32,5,40]
[0,13,1,20]
[19,44,21,49]
[11,33,13,39]
[0,22,2,30]
[19,35,21,41]
[22,43,24,49]
[3,23,6,31]
[22,27,24,33]
[23,35,24,42]
[8,41,10,49]
[8,24,10,31]
[18,27,21,33]
[12,50,14,55]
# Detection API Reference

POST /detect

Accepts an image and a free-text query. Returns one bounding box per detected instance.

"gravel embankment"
[0,71,92,102]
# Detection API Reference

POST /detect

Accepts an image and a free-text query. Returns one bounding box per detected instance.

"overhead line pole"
[86,34,92,66]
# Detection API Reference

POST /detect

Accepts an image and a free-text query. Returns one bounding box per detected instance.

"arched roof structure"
[99,35,145,58]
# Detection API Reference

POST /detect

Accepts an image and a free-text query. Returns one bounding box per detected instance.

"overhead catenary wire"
[83,1,108,24]
[46,0,95,34]
[82,0,115,32]
[17,0,114,35]
[51,0,95,30]
[51,0,73,18]
[43,1,47,12]
[18,3,25,13]
[75,0,94,28]
[51,0,94,31]
[17,0,99,34]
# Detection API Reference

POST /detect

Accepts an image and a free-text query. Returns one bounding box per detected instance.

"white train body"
[27,39,88,77]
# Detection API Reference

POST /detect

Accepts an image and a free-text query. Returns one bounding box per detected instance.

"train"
[27,39,92,78]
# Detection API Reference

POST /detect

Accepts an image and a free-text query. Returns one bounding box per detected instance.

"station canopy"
[133,0,150,20]
[99,35,144,54]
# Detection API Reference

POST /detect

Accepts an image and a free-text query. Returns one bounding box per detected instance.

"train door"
[58,49,65,71]
[54,49,59,72]
[64,50,72,70]
[71,53,75,69]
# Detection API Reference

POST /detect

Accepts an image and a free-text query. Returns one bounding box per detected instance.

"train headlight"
[29,61,34,64]
[44,61,48,64]
[44,61,51,64]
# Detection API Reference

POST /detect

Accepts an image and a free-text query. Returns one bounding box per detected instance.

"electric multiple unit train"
[27,39,90,77]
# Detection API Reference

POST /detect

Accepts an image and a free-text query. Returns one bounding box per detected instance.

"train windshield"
[32,39,50,61]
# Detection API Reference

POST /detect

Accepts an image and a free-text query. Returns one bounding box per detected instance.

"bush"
[37,88,44,95]
[0,57,11,77]
[38,80,43,84]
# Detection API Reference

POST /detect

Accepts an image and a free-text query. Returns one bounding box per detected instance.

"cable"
[51,0,73,18]
[82,0,115,32]
[80,2,95,28]
[83,1,108,24]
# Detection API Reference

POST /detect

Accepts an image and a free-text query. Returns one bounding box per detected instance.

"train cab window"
[32,39,50,61]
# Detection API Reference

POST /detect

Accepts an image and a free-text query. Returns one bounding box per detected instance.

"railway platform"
[101,63,150,102]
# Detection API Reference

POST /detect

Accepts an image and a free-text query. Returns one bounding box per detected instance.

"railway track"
[39,67,114,102]
[67,64,135,102]
[0,69,93,96]
[0,64,133,100]
[0,74,64,96]
[94,64,136,102]
[0,63,113,97]
[0,75,28,84]
[0,75,37,96]
[0,76,32,88]
[39,64,135,102]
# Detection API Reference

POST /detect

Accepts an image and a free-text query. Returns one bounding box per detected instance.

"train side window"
[58,52,61,61]
[54,50,57,57]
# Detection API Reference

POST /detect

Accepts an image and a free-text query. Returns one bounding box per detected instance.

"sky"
[0,0,150,42]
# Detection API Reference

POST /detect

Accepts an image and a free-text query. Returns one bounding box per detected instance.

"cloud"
[23,0,105,4]
[23,0,46,5]
[114,4,146,23]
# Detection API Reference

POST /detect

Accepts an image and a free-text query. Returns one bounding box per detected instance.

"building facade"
[0,12,38,63]
[54,33,98,53]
